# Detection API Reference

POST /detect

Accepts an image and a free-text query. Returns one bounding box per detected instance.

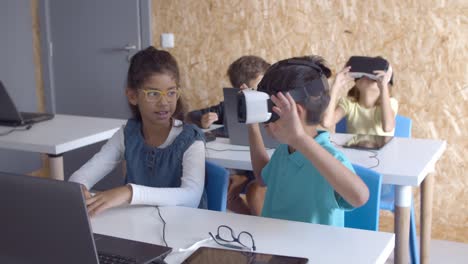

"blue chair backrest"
[205,161,229,211]
[335,114,412,138]
[345,164,382,231]
[394,115,412,138]
[335,117,347,133]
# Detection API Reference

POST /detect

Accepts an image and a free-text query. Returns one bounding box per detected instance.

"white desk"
[0,114,126,180]
[206,134,446,264]
[91,206,395,264]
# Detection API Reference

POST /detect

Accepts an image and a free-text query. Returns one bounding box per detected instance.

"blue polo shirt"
[261,131,355,227]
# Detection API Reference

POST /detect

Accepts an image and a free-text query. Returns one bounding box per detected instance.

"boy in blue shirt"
[248,56,369,226]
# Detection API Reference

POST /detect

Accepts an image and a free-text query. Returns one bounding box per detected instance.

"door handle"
[122,44,137,51]
[122,44,137,62]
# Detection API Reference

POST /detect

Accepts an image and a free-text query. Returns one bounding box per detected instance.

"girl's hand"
[332,66,354,94]
[374,65,393,91]
[86,185,132,217]
[268,92,306,147]
[80,185,92,200]
[200,112,218,128]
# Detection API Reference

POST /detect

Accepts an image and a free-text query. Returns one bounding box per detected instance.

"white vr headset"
[237,58,331,124]
[237,89,273,124]
[237,77,329,124]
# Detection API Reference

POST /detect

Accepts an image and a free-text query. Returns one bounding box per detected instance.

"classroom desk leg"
[421,173,434,264]
[48,154,64,181]
[395,185,412,264]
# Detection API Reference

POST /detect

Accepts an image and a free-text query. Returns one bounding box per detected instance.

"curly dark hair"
[257,55,332,125]
[126,46,186,121]
[227,55,271,88]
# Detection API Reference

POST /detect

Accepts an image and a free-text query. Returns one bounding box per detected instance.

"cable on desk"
[330,139,380,169]
[330,139,341,147]
[155,206,168,247]
[0,124,32,136]
[206,146,273,152]
[206,147,249,152]
[366,150,380,169]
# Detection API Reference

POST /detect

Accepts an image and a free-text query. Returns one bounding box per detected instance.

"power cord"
[330,139,380,169]
[0,124,32,136]
[206,146,273,152]
[151,207,169,264]
[155,206,168,247]
[365,150,380,169]
[206,147,250,152]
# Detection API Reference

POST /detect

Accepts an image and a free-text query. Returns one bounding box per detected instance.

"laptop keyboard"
[98,252,137,264]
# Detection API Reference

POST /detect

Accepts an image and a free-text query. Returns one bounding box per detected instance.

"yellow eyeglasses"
[140,88,181,102]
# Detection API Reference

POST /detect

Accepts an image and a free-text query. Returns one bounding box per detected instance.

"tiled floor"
[385,239,468,264]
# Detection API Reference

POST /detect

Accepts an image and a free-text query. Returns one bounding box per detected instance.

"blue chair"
[345,164,382,231]
[335,115,411,137]
[335,117,347,134]
[205,161,229,212]
[337,115,419,264]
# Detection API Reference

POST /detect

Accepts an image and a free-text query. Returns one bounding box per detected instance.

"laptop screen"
[0,172,171,264]
[0,81,23,123]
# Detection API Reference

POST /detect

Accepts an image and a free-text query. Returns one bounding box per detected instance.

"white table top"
[91,206,395,264]
[206,133,446,186]
[0,114,127,155]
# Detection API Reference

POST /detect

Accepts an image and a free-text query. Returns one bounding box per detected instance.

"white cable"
[175,237,213,253]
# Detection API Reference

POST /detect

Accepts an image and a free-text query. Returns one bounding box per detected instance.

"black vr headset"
[346,56,393,85]
[237,59,330,124]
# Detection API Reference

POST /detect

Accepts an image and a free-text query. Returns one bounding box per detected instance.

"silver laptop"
[0,172,172,264]
[223,88,279,149]
[0,81,54,126]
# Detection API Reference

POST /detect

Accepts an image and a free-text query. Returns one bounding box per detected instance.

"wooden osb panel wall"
[153,0,467,242]
[31,0,49,176]
[31,0,45,113]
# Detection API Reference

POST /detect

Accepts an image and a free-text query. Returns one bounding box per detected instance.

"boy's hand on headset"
[85,185,132,217]
[268,92,306,147]
[200,112,218,129]
[374,65,393,91]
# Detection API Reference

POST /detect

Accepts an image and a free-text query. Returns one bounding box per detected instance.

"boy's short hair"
[227,56,271,88]
[257,55,332,125]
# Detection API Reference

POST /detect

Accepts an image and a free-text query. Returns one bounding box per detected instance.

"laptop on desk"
[0,172,172,264]
[0,81,54,126]
[223,88,279,149]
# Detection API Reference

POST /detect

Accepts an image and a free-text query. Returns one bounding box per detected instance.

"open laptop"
[0,172,172,264]
[0,81,54,126]
[223,88,279,149]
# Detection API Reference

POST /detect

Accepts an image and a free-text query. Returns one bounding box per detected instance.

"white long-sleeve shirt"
[69,120,205,208]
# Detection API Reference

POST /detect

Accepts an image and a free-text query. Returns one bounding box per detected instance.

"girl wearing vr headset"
[322,56,397,135]
[69,47,207,216]
[247,56,369,226]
